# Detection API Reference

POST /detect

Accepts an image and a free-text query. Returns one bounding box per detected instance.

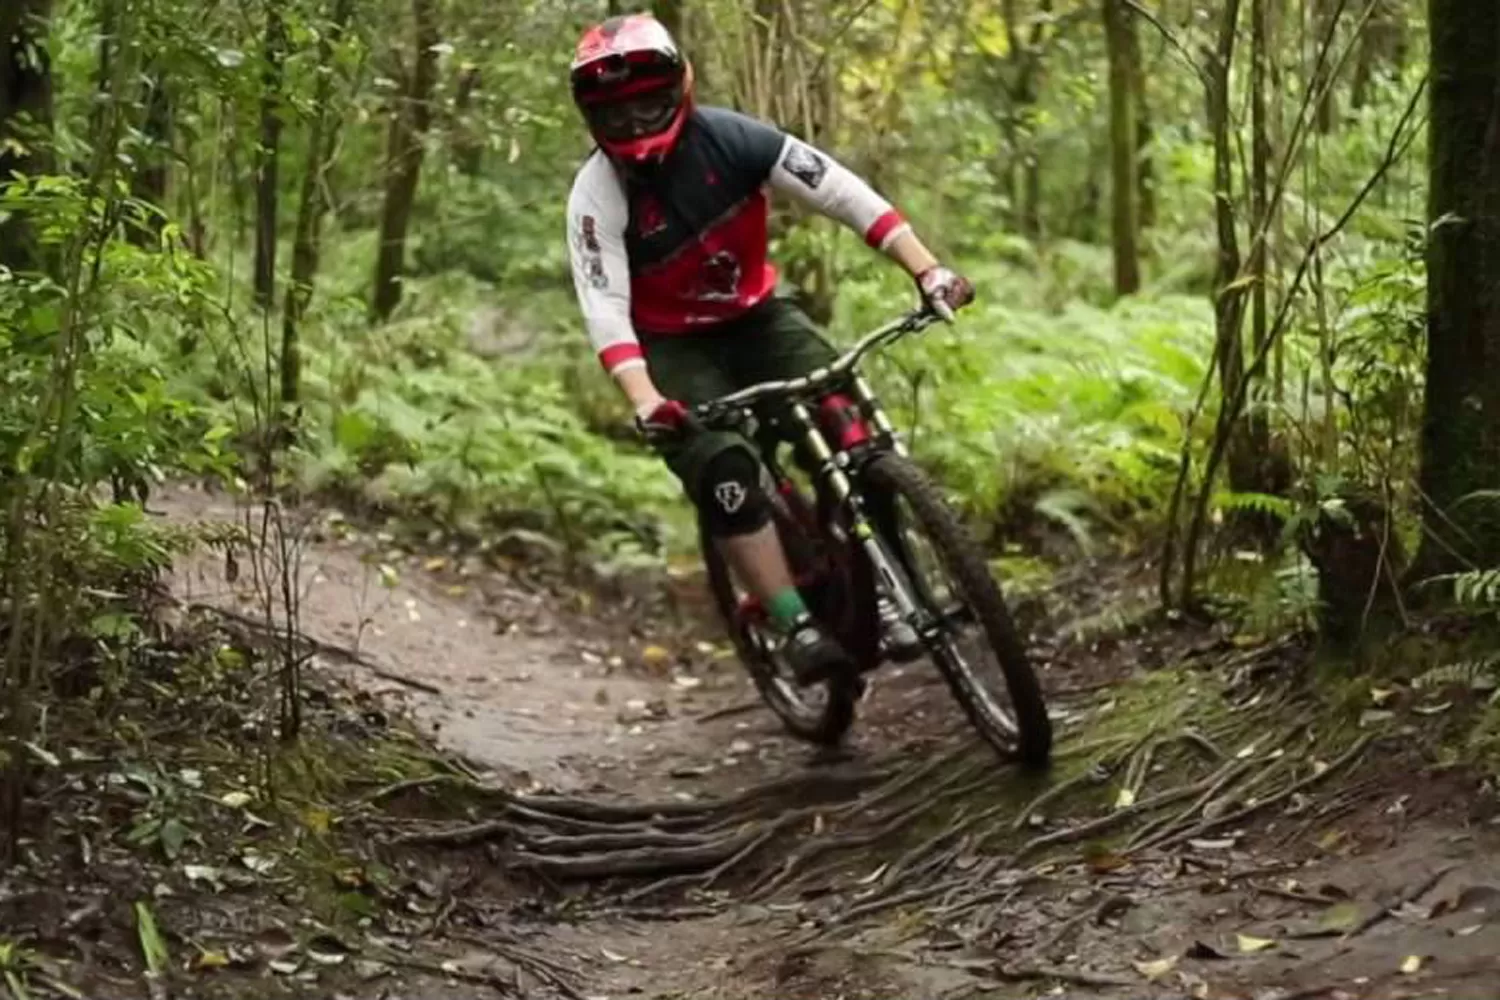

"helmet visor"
[581,83,683,142]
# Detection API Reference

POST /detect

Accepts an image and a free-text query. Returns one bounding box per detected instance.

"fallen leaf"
[1132,955,1179,981]
[1413,701,1452,716]
[1400,955,1423,975]
[600,947,628,963]
[193,950,231,971]
[1318,900,1367,934]
[1085,850,1129,874]
[1236,933,1277,954]
[1114,787,1137,809]
[1369,686,1397,706]
[641,645,672,668]
[219,790,252,809]
[303,807,331,835]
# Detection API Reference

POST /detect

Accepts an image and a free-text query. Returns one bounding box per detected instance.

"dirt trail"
[155,482,1500,1000]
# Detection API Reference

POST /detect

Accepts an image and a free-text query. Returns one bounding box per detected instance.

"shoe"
[781,613,852,685]
[876,592,924,664]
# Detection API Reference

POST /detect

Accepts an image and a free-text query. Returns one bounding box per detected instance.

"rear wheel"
[862,453,1052,768]
[699,477,864,746]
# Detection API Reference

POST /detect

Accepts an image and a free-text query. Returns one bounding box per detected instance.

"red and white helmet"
[569,14,694,165]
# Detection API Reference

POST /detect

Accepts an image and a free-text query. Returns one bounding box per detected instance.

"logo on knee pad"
[714,481,747,514]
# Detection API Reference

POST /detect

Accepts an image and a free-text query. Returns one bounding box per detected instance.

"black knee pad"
[698,447,773,538]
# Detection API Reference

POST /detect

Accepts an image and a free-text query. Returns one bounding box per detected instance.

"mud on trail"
[156,483,1500,1000]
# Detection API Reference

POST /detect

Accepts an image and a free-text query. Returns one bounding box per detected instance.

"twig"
[1341,863,1459,940]
[186,600,443,694]
[1027,893,1132,959]
[990,964,1137,988]
[693,700,763,724]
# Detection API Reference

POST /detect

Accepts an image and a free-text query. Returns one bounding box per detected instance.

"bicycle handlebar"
[690,307,941,424]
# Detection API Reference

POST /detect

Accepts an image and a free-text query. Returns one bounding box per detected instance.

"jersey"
[565,106,910,376]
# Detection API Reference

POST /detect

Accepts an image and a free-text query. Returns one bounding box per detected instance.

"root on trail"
[370,640,1385,982]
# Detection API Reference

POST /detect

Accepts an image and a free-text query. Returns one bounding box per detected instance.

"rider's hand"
[635,397,694,447]
[916,266,975,322]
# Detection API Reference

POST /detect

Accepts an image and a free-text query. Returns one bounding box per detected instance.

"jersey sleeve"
[767,135,911,250]
[566,157,643,376]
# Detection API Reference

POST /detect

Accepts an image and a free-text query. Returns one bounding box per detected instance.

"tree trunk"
[371,0,440,323]
[281,0,355,408]
[1313,0,1339,132]
[127,68,171,246]
[1102,0,1140,296]
[254,0,287,310]
[1414,0,1500,574]
[652,0,683,36]
[1123,4,1154,230]
[0,0,54,273]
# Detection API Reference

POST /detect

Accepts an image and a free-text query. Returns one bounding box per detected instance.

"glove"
[916,266,976,322]
[635,397,694,447]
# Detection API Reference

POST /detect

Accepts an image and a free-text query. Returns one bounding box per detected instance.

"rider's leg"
[640,329,850,681]
[730,297,925,662]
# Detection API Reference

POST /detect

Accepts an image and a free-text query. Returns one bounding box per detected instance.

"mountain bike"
[693,307,1052,768]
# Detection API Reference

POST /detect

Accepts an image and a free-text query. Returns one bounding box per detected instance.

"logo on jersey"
[574,215,608,289]
[635,194,668,238]
[781,141,828,190]
[698,251,741,301]
[714,481,746,514]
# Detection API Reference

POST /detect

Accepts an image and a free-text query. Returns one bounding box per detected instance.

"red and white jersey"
[565,107,910,376]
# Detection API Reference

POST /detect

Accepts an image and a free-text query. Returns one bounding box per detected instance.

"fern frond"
[1453,569,1500,609]
[1215,490,1297,522]
[1412,656,1500,693]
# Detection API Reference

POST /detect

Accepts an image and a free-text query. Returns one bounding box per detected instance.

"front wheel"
[862,453,1052,769]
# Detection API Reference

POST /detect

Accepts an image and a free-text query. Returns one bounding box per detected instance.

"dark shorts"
[641,295,836,502]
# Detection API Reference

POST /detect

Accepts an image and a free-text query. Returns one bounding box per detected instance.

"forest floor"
[10,480,1498,1000]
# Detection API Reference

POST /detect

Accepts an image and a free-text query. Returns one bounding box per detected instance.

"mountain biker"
[564,13,975,685]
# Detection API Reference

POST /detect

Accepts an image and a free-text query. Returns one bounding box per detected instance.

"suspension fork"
[788,401,926,625]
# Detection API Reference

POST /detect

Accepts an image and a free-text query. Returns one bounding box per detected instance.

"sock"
[766,587,808,631]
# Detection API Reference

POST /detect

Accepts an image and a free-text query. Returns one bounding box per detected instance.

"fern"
[1449,569,1500,610]
[1412,657,1500,693]
[1215,491,1297,523]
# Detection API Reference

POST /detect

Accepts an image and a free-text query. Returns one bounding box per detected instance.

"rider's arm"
[765,135,939,278]
[566,159,665,413]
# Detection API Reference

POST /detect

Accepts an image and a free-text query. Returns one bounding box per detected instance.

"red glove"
[917,266,976,321]
[635,398,693,446]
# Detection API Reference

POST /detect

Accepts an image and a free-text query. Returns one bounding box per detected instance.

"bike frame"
[692,308,943,652]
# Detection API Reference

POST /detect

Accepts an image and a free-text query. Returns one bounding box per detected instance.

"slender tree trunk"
[451,63,482,176]
[1414,0,1500,574]
[0,0,55,273]
[254,0,287,310]
[127,68,171,245]
[1102,0,1141,295]
[1351,0,1404,110]
[1123,4,1154,230]
[371,0,440,323]
[1313,0,1339,132]
[282,0,355,407]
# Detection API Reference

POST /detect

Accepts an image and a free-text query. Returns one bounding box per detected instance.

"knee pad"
[698,447,773,538]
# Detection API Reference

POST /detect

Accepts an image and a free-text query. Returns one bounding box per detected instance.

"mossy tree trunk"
[1102,0,1140,296]
[1414,0,1500,574]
